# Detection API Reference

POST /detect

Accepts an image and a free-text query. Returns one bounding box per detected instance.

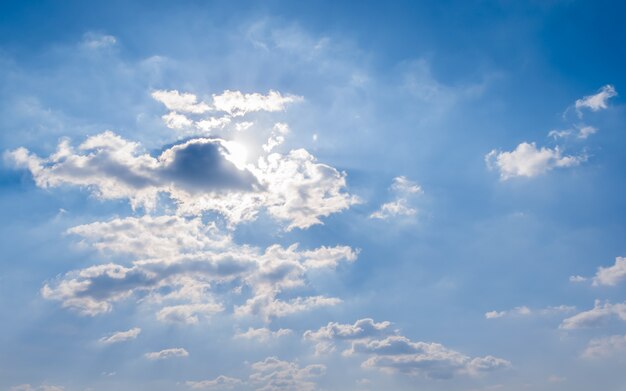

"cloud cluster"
[486,85,616,180]
[42,215,357,321]
[485,305,574,319]
[186,357,325,391]
[370,176,422,220]
[6,131,358,229]
[304,319,509,379]
[234,327,292,342]
[592,256,626,287]
[582,334,626,359]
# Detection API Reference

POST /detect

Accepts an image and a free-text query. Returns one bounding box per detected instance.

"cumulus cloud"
[145,347,189,360]
[485,142,583,180]
[592,256,626,286]
[162,111,193,129]
[234,327,292,342]
[304,319,509,379]
[43,215,356,320]
[186,376,243,390]
[152,90,210,114]
[249,357,325,391]
[560,300,626,329]
[7,132,357,229]
[98,327,141,344]
[485,305,574,319]
[370,176,422,220]
[582,334,626,359]
[263,123,289,152]
[575,85,617,113]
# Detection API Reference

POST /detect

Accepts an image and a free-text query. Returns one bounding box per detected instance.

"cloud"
[162,111,193,129]
[592,257,626,286]
[212,90,303,117]
[569,275,587,283]
[582,334,626,359]
[43,215,356,320]
[485,142,583,180]
[144,347,189,360]
[575,85,617,113]
[577,125,598,139]
[186,376,243,390]
[485,305,574,319]
[249,357,325,391]
[10,386,65,391]
[98,327,141,344]
[152,90,211,114]
[370,176,422,220]
[560,300,626,329]
[81,32,117,49]
[263,123,289,153]
[304,318,394,354]
[351,336,510,379]
[234,327,292,342]
[7,132,357,229]
[304,319,509,379]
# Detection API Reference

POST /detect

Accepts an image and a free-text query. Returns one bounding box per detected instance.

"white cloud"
[577,125,597,139]
[186,376,243,390]
[263,123,289,152]
[560,300,626,329]
[569,275,587,283]
[485,305,573,319]
[548,129,572,139]
[82,32,117,49]
[212,90,302,117]
[234,327,292,342]
[195,116,232,132]
[575,85,617,113]
[304,319,509,379]
[370,176,422,220]
[485,142,583,180]
[98,327,141,344]
[152,90,210,114]
[592,257,626,286]
[10,385,65,391]
[162,111,193,129]
[156,303,224,324]
[145,347,189,360]
[7,132,357,230]
[582,334,626,359]
[249,357,325,391]
[43,215,356,320]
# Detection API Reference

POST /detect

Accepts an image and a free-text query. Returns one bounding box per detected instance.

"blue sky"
[1,1,626,390]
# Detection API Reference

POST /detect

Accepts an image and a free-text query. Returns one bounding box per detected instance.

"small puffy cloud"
[152,90,210,114]
[162,111,193,129]
[304,318,394,354]
[196,116,232,132]
[82,32,117,49]
[98,327,141,344]
[212,90,302,117]
[263,123,289,152]
[575,85,617,113]
[186,376,243,390]
[145,347,189,360]
[370,176,422,220]
[234,327,292,342]
[235,294,342,322]
[249,357,325,391]
[485,142,583,180]
[569,275,587,283]
[592,257,626,286]
[582,334,626,359]
[560,300,626,329]
[577,125,597,139]
[548,129,572,139]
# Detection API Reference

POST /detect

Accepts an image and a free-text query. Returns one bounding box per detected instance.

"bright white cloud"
[263,123,289,152]
[575,85,617,113]
[162,111,193,129]
[582,334,626,359]
[212,90,302,117]
[592,257,626,286]
[577,125,597,139]
[234,327,292,342]
[249,357,325,391]
[152,90,210,114]
[485,142,583,180]
[370,176,422,220]
[186,376,243,390]
[156,303,224,324]
[7,132,357,230]
[98,327,141,344]
[560,300,626,329]
[145,347,189,360]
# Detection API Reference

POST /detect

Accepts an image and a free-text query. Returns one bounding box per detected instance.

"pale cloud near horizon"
[485,305,574,319]
[98,327,141,344]
[145,347,189,360]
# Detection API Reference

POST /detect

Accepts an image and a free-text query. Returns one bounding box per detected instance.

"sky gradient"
[1,1,626,390]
